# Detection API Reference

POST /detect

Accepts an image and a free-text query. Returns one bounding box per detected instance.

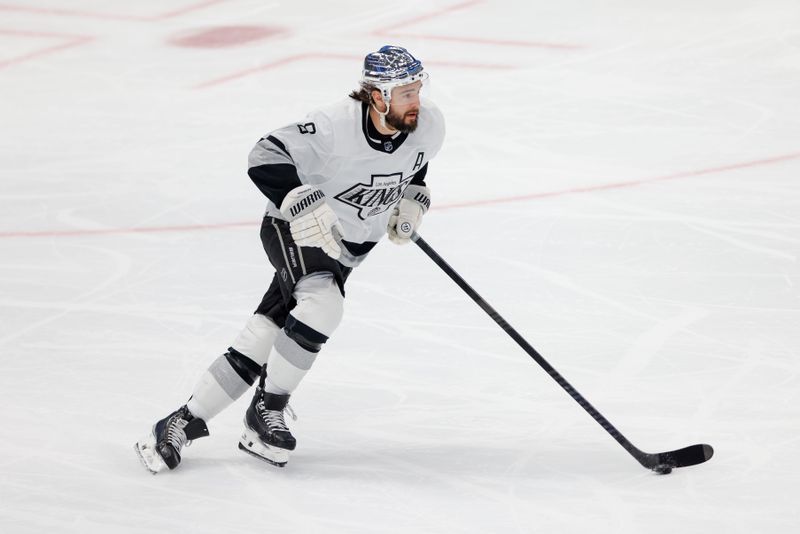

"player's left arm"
[388,100,444,244]
[387,177,430,244]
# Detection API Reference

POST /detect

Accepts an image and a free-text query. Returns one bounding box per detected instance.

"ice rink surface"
[2,0,799,532]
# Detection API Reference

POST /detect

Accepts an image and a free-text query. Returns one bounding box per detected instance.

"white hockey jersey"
[248,97,445,252]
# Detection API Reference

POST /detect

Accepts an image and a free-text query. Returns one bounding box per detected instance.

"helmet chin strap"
[370,99,395,132]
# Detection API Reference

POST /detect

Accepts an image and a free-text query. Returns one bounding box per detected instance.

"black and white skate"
[238,387,296,468]
[134,405,209,474]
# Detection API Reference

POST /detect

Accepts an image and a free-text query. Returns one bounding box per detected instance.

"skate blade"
[238,428,290,468]
[134,430,168,475]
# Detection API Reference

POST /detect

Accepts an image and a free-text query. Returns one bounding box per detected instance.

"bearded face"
[384,106,419,133]
[368,80,423,134]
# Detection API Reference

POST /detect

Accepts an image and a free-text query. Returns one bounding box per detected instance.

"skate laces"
[165,414,190,450]
[256,399,297,430]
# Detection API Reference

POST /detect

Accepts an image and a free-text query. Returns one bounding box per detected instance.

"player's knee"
[288,272,345,350]
[231,313,281,366]
[223,348,261,386]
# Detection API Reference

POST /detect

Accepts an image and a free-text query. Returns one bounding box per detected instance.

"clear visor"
[362,71,429,102]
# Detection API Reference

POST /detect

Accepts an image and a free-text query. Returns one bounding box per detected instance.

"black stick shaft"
[411,233,643,460]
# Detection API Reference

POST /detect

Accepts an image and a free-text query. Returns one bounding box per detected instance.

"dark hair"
[348,84,377,104]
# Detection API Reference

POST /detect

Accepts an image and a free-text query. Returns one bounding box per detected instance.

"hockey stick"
[411,232,713,474]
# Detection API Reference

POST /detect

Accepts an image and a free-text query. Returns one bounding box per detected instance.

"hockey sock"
[187,350,255,421]
[264,328,320,394]
[187,314,280,421]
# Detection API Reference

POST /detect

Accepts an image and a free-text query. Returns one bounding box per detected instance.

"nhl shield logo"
[383,141,393,152]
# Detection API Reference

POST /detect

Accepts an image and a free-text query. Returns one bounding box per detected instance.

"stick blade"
[653,443,714,469]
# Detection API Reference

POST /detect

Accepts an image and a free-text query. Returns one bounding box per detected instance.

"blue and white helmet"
[361,45,428,103]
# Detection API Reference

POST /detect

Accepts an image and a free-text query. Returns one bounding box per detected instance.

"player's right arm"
[248,114,342,259]
[247,111,335,205]
[248,134,303,206]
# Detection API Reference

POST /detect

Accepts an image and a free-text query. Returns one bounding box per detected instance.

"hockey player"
[135,45,445,473]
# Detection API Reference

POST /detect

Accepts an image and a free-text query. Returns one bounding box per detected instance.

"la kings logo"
[335,172,411,220]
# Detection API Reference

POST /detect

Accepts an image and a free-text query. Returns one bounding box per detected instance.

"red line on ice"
[2,152,798,240]
[376,0,484,31]
[0,221,256,239]
[153,0,227,21]
[378,32,585,50]
[0,0,225,22]
[372,0,584,50]
[193,53,512,89]
[435,151,800,211]
[0,29,92,69]
[193,53,357,89]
